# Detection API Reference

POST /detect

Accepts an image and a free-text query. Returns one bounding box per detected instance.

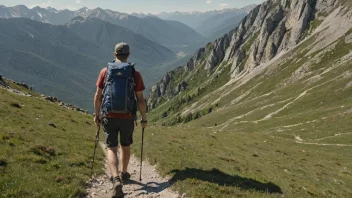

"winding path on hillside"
[86,143,180,198]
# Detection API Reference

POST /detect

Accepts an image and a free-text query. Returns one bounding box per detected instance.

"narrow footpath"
[86,143,181,198]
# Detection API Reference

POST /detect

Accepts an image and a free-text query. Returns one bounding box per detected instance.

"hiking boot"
[112,177,124,198]
[119,172,131,184]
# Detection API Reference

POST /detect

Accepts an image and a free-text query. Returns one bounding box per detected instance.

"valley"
[0,4,249,111]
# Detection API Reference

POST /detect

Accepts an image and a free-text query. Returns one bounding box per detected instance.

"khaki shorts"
[102,118,135,147]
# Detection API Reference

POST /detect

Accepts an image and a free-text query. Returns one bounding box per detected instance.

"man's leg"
[102,118,120,178]
[108,146,123,198]
[107,147,119,178]
[103,118,124,197]
[120,146,130,173]
[118,118,134,182]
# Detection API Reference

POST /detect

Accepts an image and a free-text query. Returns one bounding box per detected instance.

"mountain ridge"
[0,17,174,111]
[156,5,256,38]
[146,0,352,127]
[0,4,203,51]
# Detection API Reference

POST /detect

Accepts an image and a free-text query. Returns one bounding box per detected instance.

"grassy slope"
[0,83,104,198]
[133,126,352,198]
[142,20,352,198]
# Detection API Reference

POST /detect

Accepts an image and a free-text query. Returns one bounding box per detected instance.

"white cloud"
[76,0,82,3]
[206,0,212,4]
[220,3,229,8]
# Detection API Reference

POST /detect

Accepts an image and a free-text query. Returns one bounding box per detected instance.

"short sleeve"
[134,71,145,92]
[96,68,107,89]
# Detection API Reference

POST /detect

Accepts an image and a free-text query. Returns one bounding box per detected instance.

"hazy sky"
[0,0,266,13]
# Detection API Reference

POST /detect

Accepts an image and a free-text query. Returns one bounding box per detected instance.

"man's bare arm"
[94,87,103,125]
[136,91,147,126]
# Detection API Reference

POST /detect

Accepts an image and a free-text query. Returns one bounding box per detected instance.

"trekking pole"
[91,125,100,178]
[139,128,145,181]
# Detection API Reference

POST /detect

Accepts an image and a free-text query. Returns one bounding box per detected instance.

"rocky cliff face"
[147,0,339,111]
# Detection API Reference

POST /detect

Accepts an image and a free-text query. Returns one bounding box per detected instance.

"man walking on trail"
[94,42,148,198]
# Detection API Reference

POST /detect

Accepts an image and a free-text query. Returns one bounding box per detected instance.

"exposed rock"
[44,96,58,103]
[162,112,168,118]
[159,73,172,95]
[231,49,246,77]
[175,81,188,94]
[204,34,231,71]
[287,0,314,46]
[263,21,286,62]
[345,33,352,44]
[75,107,88,114]
[0,74,7,87]
[15,82,32,90]
[185,48,205,71]
[256,6,284,63]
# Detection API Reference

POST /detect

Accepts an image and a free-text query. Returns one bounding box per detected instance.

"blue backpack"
[101,61,137,117]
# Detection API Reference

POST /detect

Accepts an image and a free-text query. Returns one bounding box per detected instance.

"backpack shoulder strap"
[129,62,136,77]
[103,64,110,86]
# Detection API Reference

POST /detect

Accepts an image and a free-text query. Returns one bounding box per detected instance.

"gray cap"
[114,42,130,55]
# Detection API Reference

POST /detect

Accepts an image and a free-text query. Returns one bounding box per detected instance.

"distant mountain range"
[0,4,256,111]
[66,16,174,66]
[156,5,256,39]
[0,17,174,110]
[0,5,203,52]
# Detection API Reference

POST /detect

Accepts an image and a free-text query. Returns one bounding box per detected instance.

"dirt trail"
[86,143,180,198]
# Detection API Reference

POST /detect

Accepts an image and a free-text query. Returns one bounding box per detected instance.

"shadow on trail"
[121,168,282,196]
[126,179,171,196]
[169,168,283,194]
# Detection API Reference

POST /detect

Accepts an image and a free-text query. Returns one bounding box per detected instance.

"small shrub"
[30,145,56,157]
[2,135,10,140]
[10,103,21,108]
[50,162,61,170]
[0,159,7,167]
[252,154,259,157]
[55,176,64,183]
[194,112,202,120]
[35,157,48,164]
[184,113,193,123]
[69,162,85,167]
[8,141,15,147]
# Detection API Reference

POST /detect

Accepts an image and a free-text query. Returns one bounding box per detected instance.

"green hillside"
[0,79,104,197]
[142,29,352,198]
[143,0,352,197]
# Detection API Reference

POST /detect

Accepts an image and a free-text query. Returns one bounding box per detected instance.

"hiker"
[94,42,147,197]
